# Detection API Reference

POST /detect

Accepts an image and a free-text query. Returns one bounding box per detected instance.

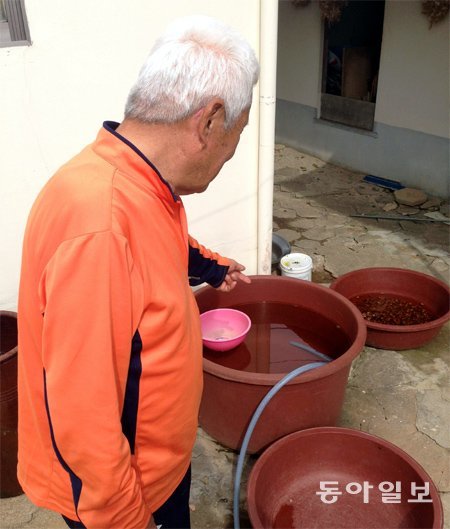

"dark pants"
[63,466,191,529]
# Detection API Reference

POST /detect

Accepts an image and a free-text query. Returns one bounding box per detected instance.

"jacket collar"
[93,121,179,203]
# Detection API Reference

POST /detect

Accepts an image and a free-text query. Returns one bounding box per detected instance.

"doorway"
[320,0,385,131]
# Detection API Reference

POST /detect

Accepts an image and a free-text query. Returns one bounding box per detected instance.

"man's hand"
[217,260,252,292]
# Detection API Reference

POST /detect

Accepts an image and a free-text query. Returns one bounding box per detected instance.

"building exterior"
[0,0,278,310]
[276,0,449,198]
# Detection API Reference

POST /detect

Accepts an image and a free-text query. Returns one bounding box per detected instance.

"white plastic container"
[280,253,313,281]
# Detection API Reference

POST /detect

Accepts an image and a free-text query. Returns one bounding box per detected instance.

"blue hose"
[233,361,327,529]
[289,340,334,363]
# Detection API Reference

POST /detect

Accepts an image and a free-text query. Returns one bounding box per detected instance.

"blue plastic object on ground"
[363,175,405,190]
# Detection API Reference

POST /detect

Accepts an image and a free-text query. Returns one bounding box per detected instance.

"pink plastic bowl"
[200,308,251,352]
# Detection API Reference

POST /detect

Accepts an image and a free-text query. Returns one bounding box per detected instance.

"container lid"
[280,253,312,271]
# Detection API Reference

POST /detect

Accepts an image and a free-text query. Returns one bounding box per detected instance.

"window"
[320,1,385,131]
[0,0,31,47]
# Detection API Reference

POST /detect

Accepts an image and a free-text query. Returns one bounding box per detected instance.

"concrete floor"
[1,145,449,528]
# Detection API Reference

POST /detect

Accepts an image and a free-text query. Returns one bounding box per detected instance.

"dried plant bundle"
[318,1,349,25]
[421,0,450,27]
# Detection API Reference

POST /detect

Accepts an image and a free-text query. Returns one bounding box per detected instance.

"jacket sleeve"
[39,230,150,529]
[187,235,231,288]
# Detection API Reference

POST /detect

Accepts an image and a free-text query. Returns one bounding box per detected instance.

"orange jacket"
[18,122,231,528]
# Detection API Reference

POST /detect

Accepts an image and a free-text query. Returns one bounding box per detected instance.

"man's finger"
[230,271,252,284]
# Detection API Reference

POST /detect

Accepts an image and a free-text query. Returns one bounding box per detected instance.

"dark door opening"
[320,0,385,131]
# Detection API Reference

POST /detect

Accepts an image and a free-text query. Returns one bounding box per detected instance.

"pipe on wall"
[257,0,278,274]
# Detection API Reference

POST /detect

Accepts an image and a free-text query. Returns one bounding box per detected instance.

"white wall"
[276,0,322,107]
[0,0,264,311]
[375,0,449,139]
[277,0,449,139]
[276,0,449,196]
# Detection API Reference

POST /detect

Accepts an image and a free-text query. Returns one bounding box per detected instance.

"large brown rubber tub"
[195,275,366,454]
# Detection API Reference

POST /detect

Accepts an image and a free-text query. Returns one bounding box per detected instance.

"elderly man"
[17,15,259,529]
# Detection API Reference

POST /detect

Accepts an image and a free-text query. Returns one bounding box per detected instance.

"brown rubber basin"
[195,276,366,453]
[330,267,450,350]
[1,311,22,498]
[247,427,443,528]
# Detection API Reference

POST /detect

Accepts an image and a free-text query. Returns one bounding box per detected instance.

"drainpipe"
[257,0,278,274]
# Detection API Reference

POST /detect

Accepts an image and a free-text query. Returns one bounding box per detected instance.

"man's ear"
[196,98,226,147]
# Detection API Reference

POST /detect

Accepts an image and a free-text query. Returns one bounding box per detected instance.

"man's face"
[180,108,250,195]
[208,108,250,183]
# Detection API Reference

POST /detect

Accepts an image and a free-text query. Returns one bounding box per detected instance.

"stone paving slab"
[0,495,65,529]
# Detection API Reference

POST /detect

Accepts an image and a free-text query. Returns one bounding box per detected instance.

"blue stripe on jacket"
[188,245,229,288]
[43,369,83,517]
[43,330,143,525]
[121,330,143,454]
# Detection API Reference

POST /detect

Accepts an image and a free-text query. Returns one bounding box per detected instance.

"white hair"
[124,15,260,128]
